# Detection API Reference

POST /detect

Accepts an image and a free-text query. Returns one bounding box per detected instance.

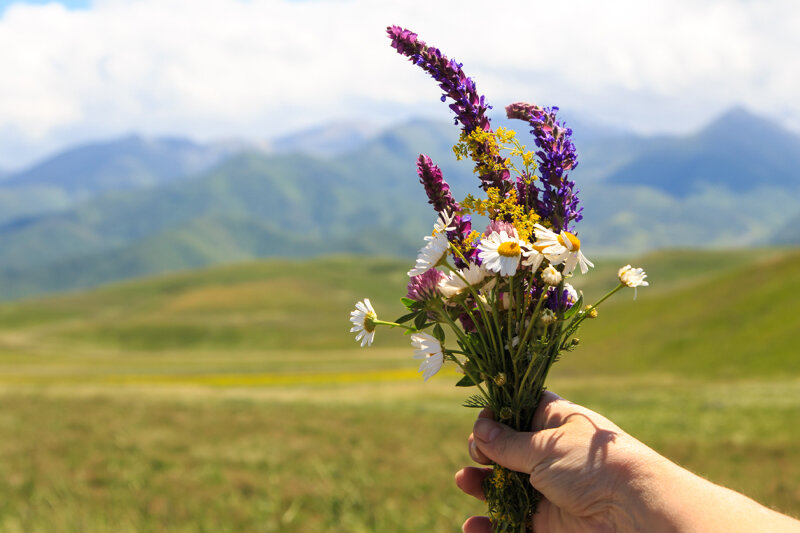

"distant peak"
[701,106,781,136]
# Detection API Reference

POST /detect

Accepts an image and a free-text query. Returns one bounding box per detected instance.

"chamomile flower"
[408,211,456,277]
[439,262,487,298]
[533,224,594,275]
[521,245,544,270]
[410,332,444,381]
[349,299,377,347]
[478,230,530,277]
[618,265,648,288]
[618,265,648,299]
[541,265,562,286]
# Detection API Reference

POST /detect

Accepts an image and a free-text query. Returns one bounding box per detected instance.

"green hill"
[1,248,797,379]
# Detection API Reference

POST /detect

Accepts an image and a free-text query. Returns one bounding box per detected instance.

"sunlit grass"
[0,249,799,531]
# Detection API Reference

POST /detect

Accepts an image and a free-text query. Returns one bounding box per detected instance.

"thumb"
[472,418,551,475]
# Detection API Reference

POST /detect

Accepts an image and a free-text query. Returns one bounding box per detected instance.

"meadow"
[1,248,799,531]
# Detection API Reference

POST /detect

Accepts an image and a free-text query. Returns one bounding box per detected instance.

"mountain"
[0,108,798,300]
[0,134,236,197]
[605,108,800,195]
[270,120,381,157]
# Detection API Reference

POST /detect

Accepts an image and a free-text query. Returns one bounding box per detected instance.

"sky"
[0,0,798,169]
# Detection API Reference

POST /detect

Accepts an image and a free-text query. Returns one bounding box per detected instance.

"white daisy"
[477,230,530,277]
[521,245,545,270]
[618,265,649,299]
[532,224,594,275]
[410,332,444,381]
[439,262,487,298]
[541,265,562,286]
[618,265,648,288]
[408,211,456,277]
[349,298,377,347]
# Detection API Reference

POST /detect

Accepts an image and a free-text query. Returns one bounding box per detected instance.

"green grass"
[0,248,799,531]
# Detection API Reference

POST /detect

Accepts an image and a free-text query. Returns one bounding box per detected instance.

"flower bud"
[585,305,598,318]
[493,373,507,386]
[571,338,580,346]
[541,265,562,286]
[499,406,513,420]
[539,309,556,325]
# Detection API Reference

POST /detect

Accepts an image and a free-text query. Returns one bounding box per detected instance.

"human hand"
[455,391,663,533]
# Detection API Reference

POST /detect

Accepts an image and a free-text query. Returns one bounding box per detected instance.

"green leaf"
[414,312,428,331]
[395,312,417,325]
[455,375,477,387]
[400,297,417,310]
[563,293,584,320]
[433,324,445,342]
[463,395,489,408]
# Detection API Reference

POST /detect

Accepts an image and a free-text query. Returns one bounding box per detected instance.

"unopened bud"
[539,309,556,326]
[585,305,598,318]
[499,407,513,420]
[541,265,562,286]
[493,373,507,386]
[571,338,580,346]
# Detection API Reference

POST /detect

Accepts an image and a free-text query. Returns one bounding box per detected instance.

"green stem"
[446,350,490,402]
[371,319,416,331]
[445,249,502,357]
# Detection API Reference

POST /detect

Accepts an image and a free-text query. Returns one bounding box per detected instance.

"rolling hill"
[1,248,797,379]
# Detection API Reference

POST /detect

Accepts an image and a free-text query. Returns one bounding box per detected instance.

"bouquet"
[349,26,649,533]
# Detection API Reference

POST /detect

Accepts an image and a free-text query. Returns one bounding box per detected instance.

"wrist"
[620,442,800,533]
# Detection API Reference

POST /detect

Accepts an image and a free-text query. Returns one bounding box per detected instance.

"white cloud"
[0,0,798,168]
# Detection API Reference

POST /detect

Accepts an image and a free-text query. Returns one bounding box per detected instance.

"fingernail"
[474,419,501,442]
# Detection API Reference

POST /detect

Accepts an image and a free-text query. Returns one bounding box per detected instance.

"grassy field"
[1,248,799,531]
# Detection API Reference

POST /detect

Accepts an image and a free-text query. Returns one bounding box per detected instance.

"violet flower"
[417,154,476,268]
[417,154,459,214]
[387,25,511,193]
[506,102,583,232]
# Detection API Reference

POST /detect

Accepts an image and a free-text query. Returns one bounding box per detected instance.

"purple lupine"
[417,154,476,268]
[506,102,583,232]
[387,26,511,193]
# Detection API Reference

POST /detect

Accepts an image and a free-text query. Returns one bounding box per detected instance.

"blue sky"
[0,0,798,169]
[0,0,89,14]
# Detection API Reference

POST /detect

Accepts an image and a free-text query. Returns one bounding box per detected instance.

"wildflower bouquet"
[349,26,648,533]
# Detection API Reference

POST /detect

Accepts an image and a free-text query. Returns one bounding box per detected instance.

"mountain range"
[0,107,798,300]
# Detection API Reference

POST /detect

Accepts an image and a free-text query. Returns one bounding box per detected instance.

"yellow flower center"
[497,241,521,257]
[557,231,581,251]
[363,312,377,333]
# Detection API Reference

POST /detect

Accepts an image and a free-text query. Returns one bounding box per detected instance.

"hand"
[455,391,665,533]
[455,391,800,533]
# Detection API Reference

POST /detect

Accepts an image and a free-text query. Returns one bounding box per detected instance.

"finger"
[454,467,491,501]
[478,407,494,420]
[472,418,555,475]
[462,515,492,533]
[532,390,579,431]
[469,434,492,465]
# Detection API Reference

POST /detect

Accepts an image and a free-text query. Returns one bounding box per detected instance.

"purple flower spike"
[506,102,583,232]
[417,154,460,214]
[387,26,511,193]
[416,154,475,267]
